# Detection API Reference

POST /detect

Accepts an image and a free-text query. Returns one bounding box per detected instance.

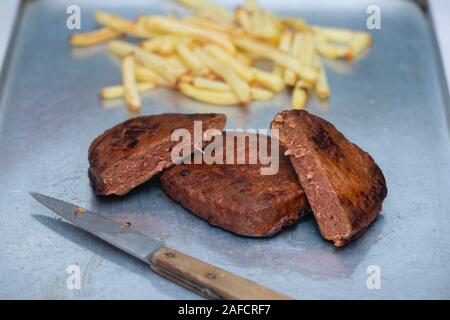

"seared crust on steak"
[160,132,309,237]
[88,113,226,196]
[271,110,387,246]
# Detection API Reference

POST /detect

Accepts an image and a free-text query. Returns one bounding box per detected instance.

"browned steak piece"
[88,113,226,196]
[271,110,387,247]
[160,132,309,237]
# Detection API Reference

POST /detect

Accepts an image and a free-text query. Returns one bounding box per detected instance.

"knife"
[30,192,292,300]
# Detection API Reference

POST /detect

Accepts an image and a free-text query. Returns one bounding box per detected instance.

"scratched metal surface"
[0,0,449,299]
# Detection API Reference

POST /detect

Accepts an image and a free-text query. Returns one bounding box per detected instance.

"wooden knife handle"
[150,247,293,300]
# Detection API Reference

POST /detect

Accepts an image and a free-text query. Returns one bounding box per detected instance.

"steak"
[271,110,387,247]
[160,132,309,237]
[88,113,226,195]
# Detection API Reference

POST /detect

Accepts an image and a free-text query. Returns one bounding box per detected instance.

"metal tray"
[1,0,449,299]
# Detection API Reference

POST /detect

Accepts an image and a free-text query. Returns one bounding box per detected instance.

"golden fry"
[165,55,189,77]
[182,16,231,33]
[282,17,309,31]
[196,49,251,104]
[193,77,231,91]
[315,41,352,59]
[69,27,121,47]
[95,11,143,37]
[99,82,156,99]
[349,32,372,59]
[251,87,274,101]
[135,65,170,86]
[204,44,254,82]
[299,32,315,66]
[291,79,313,110]
[159,36,175,55]
[176,0,234,22]
[140,38,164,52]
[108,40,178,86]
[176,42,208,75]
[122,54,141,112]
[233,36,318,82]
[314,55,330,100]
[313,26,354,43]
[272,30,292,76]
[252,68,285,92]
[179,83,239,105]
[235,52,252,66]
[284,32,301,86]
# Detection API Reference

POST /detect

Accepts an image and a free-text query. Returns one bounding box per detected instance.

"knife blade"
[30,192,293,300]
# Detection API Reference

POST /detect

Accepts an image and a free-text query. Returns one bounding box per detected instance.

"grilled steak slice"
[160,132,309,237]
[271,110,387,247]
[88,113,226,196]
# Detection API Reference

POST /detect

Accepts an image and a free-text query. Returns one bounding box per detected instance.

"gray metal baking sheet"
[1,0,450,299]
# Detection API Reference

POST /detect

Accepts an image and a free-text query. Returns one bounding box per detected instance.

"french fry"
[314,55,330,100]
[291,79,313,110]
[182,16,231,33]
[314,27,371,59]
[179,74,195,83]
[195,49,251,104]
[179,83,239,105]
[272,30,292,76]
[108,40,178,86]
[193,8,235,27]
[140,37,164,52]
[135,65,170,86]
[315,41,352,59]
[251,87,274,101]
[252,68,284,92]
[313,26,354,43]
[122,54,141,112]
[284,32,301,86]
[144,16,236,53]
[236,6,251,31]
[233,36,318,82]
[176,0,234,22]
[237,3,280,41]
[193,77,231,91]
[141,36,176,56]
[278,30,293,54]
[136,16,163,38]
[299,32,315,66]
[155,36,175,56]
[189,76,274,101]
[204,44,254,82]
[165,55,189,76]
[236,52,252,66]
[69,27,121,47]
[349,32,372,59]
[282,17,309,32]
[95,12,143,37]
[176,42,208,75]
[99,82,156,99]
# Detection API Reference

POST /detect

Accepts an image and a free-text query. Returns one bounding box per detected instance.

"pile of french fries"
[69,0,372,112]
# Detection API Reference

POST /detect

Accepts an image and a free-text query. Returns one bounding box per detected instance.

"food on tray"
[271,110,387,247]
[160,132,309,237]
[69,0,372,111]
[87,110,387,246]
[88,113,226,196]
